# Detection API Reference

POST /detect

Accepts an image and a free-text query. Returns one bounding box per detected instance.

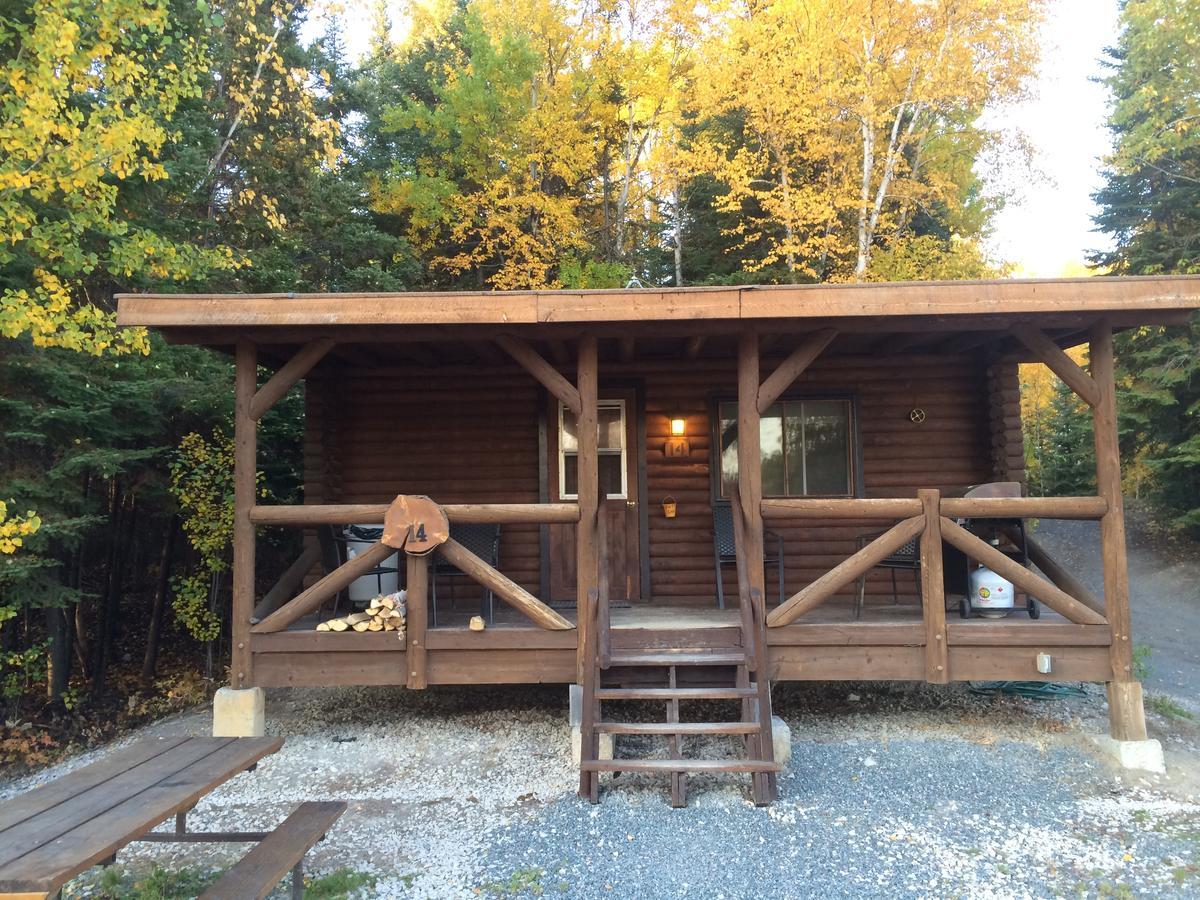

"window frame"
[709,392,862,500]
[558,398,628,500]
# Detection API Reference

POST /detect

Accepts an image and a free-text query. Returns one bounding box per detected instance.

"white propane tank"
[968,566,1014,618]
[344,524,399,603]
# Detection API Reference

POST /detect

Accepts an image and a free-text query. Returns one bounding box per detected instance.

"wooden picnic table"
[0,735,283,899]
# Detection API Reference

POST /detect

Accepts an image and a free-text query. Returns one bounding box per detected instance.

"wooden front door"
[548,389,642,605]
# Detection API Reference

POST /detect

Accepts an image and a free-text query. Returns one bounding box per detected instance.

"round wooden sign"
[383,495,449,555]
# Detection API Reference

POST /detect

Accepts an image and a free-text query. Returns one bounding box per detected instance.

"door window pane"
[561,401,626,499]
[598,406,623,450]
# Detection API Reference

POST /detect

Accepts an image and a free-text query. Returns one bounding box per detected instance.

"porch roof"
[117,275,1200,334]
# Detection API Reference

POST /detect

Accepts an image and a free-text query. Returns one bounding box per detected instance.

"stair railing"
[727,486,758,670]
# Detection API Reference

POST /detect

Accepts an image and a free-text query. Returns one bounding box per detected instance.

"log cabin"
[117,276,1200,805]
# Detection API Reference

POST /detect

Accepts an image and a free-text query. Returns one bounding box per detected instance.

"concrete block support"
[213,686,265,737]
[1089,734,1166,774]
[771,715,792,766]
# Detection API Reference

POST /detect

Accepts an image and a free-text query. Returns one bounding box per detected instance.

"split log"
[767,515,926,627]
[939,517,1107,626]
[437,538,573,630]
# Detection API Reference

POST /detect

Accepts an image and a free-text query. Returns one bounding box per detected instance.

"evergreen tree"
[1093,0,1200,532]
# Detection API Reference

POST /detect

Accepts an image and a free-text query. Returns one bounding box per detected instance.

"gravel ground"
[3,681,1198,899]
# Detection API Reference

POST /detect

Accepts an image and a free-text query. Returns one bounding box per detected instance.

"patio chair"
[712,502,785,609]
[430,522,502,626]
[317,524,400,617]
[853,530,920,619]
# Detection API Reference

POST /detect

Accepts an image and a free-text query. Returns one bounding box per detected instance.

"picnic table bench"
[0,735,345,900]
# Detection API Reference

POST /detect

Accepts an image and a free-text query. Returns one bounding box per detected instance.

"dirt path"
[1033,507,1200,710]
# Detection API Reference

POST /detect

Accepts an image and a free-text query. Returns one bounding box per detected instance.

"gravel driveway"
[1033,511,1200,708]
[3,682,1196,899]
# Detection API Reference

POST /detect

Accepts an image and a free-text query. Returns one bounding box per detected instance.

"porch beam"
[939,517,1107,626]
[575,334,600,680]
[939,496,1107,520]
[767,515,926,627]
[1010,324,1100,408]
[251,545,321,623]
[250,502,581,526]
[737,332,768,606]
[757,328,838,414]
[251,540,395,633]
[1090,320,1147,740]
[232,341,257,686]
[406,553,428,689]
[437,538,573,630]
[249,338,334,421]
[1003,526,1106,618]
[762,497,922,519]
[495,333,582,415]
[919,490,948,683]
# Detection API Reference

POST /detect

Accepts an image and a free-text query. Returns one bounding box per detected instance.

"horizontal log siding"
[314,371,543,596]
[988,361,1026,485]
[643,355,993,606]
[303,353,996,611]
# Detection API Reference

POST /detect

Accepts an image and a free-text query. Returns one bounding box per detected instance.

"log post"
[232,340,257,688]
[1090,320,1147,741]
[736,332,767,603]
[575,333,600,683]
[918,489,947,683]
[406,553,428,690]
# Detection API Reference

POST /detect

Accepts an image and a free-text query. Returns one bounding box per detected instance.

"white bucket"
[968,566,1014,618]
[344,524,399,603]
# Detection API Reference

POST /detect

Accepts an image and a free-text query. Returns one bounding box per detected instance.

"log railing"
[251,498,577,635]
[762,492,1110,630]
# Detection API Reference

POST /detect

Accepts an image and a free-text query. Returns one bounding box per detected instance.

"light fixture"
[664,413,690,458]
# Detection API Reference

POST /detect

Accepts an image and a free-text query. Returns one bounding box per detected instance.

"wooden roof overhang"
[115,275,1200,367]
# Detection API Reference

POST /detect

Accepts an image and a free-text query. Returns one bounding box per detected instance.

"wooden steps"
[606,650,746,667]
[595,721,760,735]
[594,686,756,701]
[582,759,781,773]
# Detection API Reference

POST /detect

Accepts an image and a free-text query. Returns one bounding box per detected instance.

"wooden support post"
[757,328,837,413]
[249,338,334,421]
[575,334,599,683]
[1090,321,1147,741]
[252,541,395,633]
[436,538,573,630]
[406,553,428,690]
[918,490,948,683]
[736,332,767,603]
[1011,324,1100,408]
[767,516,926,627]
[232,341,257,688]
[496,334,582,415]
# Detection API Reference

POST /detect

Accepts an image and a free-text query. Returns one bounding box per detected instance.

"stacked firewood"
[315,592,405,638]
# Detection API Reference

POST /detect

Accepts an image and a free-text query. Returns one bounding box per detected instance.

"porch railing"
[249,498,577,646]
[760,491,1110,630]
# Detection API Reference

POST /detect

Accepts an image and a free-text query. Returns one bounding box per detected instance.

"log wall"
[303,352,1014,610]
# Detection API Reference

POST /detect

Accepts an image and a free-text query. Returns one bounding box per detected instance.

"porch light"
[670,414,687,436]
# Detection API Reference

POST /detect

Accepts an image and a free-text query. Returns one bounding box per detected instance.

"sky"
[314,0,1123,279]
[983,0,1122,277]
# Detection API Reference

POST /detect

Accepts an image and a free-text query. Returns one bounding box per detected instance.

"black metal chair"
[316,524,400,617]
[853,531,920,619]
[712,502,785,609]
[430,523,502,626]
